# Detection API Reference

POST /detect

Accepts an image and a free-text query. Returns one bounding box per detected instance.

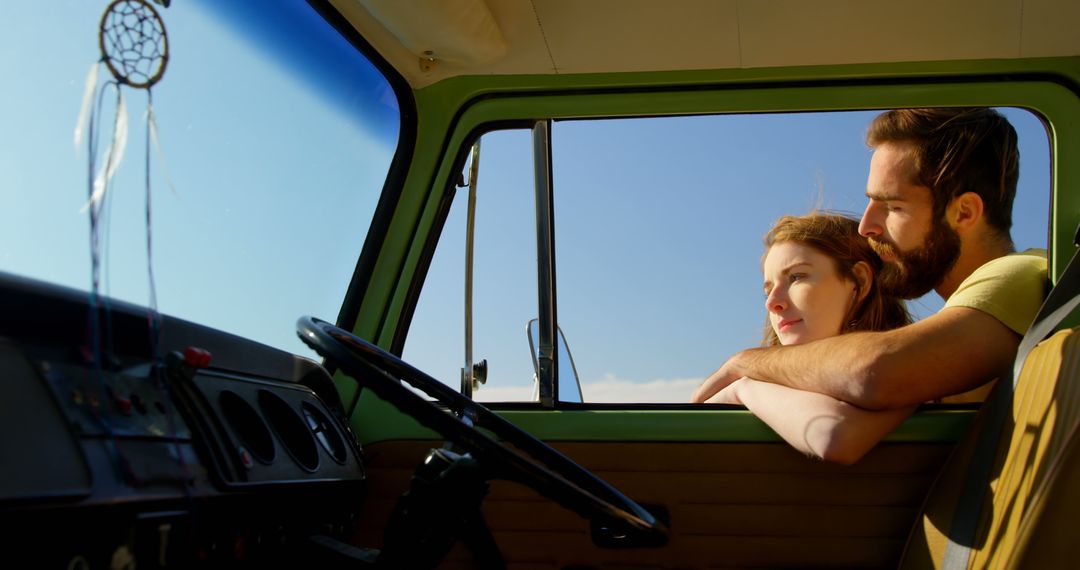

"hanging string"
[145,90,159,333]
[95,81,126,365]
[84,79,124,376]
[83,77,139,485]
[144,88,193,486]
[81,67,101,368]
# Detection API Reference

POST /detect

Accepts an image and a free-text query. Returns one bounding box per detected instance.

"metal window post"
[461,141,481,398]
[532,120,558,408]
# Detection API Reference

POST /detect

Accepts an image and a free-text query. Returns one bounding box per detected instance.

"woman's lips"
[778,318,803,331]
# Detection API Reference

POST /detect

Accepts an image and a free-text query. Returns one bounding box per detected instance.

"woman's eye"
[789,273,807,283]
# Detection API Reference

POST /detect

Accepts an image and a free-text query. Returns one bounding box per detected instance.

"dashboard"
[0,272,367,568]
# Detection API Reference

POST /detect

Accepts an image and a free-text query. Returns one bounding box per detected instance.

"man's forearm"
[727,332,892,409]
[695,307,1022,408]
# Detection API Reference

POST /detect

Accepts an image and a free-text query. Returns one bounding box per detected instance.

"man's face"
[859,142,961,299]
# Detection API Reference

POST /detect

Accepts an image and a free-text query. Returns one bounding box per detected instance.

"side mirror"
[527,318,583,403]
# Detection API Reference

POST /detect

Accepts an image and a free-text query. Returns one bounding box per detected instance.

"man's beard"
[869,219,961,299]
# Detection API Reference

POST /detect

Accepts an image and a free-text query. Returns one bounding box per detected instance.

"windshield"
[0,1,400,357]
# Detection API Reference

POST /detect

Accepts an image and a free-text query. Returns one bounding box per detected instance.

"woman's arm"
[708,378,917,465]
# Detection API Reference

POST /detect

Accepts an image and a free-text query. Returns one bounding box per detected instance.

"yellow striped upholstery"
[902,327,1080,569]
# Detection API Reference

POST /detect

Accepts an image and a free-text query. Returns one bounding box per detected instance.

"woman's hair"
[761,213,912,346]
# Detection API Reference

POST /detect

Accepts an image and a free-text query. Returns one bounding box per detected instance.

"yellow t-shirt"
[943,248,1048,335]
[939,248,1048,403]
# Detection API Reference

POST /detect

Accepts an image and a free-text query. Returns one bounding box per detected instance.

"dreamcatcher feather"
[74,0,187,485]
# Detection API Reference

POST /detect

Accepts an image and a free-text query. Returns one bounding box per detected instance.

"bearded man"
[693,108,1047,411]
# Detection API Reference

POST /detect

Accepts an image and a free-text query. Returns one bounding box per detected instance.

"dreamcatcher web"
[99,0,169,88]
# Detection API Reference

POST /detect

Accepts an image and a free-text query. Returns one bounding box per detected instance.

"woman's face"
[763,241,857,345]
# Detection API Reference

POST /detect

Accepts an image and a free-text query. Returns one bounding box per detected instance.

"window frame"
[349,73,1073,444]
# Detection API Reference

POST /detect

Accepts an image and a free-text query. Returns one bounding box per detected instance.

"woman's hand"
[704,377,746,405]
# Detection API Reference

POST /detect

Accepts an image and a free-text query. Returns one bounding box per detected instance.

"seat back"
[901,327,1080,568]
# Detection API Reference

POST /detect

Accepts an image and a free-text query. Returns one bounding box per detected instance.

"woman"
[707,213,914,465]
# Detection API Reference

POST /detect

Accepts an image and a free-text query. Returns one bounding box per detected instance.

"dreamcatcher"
[76,0,171,206]
[74,0,185,484]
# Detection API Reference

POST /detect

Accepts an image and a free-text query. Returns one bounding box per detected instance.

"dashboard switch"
[183,347,212,369]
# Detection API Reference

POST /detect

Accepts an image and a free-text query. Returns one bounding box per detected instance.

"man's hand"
[691,351,750,403]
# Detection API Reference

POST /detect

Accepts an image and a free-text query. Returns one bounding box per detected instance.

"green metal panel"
[354,407,975,445]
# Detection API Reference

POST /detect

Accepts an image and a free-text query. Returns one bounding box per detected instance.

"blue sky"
[2,2,1051,403]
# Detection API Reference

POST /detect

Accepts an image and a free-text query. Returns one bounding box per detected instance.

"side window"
[406,109,1050,404]
[404,130,539,401]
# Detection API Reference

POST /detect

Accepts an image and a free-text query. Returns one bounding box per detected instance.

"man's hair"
[762,213,912,347]
[866,107,1020,236]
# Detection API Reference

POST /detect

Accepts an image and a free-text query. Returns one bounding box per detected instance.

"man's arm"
[691,306,1021,410]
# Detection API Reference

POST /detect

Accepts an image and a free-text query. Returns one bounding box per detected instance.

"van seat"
[901,327,1080,568]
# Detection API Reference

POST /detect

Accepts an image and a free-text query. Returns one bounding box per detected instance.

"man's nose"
[859,202,882,237]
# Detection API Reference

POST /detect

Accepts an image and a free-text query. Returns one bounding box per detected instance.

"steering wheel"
[296,316,668,545]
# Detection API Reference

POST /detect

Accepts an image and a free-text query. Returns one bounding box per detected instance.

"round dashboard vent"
[257,390,319,472]
[218,390,275,464]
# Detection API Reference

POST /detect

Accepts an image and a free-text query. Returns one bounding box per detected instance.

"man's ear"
[851,261,873,304]
[949,191,985,233]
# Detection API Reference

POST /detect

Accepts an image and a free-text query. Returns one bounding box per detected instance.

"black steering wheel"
[296,316,667,545]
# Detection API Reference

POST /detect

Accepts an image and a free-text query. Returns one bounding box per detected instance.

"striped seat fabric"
[902,327,1080,569]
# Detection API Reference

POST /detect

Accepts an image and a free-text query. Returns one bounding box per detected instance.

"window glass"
[0,1,400,357]
[404,130,539,401]
[406,109,1050,404]
[552,109,1048,402]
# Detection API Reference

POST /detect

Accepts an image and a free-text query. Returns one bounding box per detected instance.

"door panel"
[356,438,954,568]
